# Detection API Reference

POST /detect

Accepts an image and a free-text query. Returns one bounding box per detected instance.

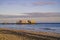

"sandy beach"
[0,28,60,40]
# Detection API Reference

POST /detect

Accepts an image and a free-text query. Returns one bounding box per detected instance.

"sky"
[0,0,60,23]
[0,0,60,15]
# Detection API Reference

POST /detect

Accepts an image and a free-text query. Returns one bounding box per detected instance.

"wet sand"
[0,28,60,40]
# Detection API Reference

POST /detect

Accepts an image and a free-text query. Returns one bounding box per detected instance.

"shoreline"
[0,28,60,40]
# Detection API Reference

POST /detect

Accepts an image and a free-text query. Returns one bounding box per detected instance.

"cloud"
[32,2,58,6]
[0,12,60,23]
[0,12,60,18]
[25,12,60,17]
[0,0,59,6]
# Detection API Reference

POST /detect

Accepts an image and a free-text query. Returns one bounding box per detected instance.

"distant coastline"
[0,23,60,24]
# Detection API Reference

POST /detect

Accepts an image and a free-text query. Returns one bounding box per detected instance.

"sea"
[0,23,60,33]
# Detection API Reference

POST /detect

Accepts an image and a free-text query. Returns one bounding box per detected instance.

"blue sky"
[0,0,60,23]
[0,0,60,15]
